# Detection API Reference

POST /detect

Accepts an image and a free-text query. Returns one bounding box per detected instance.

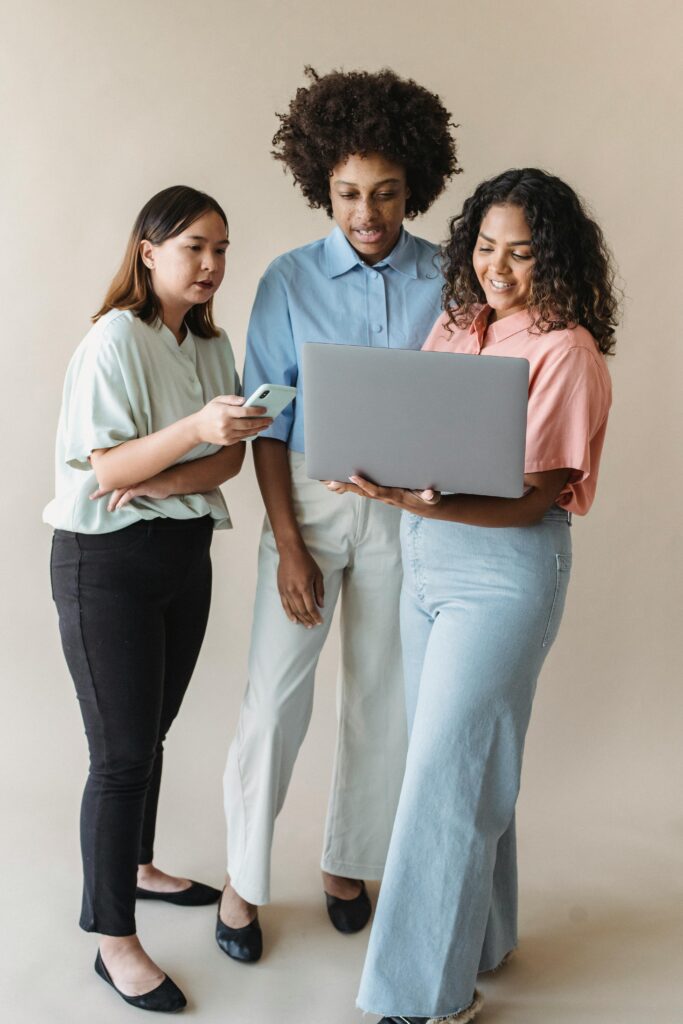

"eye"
[478,246,493,253]
[188,245,201,251]
[216,248,227,255]
[377,192,398,200]
[338,193,356,200]
[512,252,533,261]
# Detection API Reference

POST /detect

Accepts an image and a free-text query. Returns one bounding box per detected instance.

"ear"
[139,240,155,270]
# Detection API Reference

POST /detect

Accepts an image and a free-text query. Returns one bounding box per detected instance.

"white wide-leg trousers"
[224,454,407,905]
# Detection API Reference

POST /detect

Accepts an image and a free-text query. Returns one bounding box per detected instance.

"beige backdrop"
[1,1,681,1022]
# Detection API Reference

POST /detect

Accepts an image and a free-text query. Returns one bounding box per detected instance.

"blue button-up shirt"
[243,226,443,452]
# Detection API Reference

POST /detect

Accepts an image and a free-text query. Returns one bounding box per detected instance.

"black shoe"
[325,880,371,933]
[378,1018,428,1023]
[94,950,187,1013]
[379,991,483,1023]
[136,880,221,906]
[215,900,263,963]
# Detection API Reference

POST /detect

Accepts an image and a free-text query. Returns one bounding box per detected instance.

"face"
[472,204,534,320]
[140,210,229,316]
[329,152,410,265]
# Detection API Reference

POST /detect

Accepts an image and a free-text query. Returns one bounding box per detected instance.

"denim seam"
[541,553,570,648]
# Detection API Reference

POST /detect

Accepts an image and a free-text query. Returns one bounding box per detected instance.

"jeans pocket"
[542,553,572,648]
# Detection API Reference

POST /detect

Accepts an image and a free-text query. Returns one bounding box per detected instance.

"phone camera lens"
[259,390,269,398]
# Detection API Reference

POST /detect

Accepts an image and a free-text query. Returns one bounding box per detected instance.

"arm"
[253,438,325,628]
[244,267,324,627]
[327,468,571,527]
[160,442,246,492]
[90,395,270,492]
[91,442,247,510]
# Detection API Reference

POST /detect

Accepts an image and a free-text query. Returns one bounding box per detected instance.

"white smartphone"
[243,383,297,422]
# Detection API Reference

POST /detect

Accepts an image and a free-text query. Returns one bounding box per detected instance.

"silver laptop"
[303,343,529,497]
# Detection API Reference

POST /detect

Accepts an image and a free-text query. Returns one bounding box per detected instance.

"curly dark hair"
[272,66,461,218]
[442,168,620,355]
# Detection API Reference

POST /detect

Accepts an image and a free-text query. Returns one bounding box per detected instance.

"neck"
[159,300,191,344]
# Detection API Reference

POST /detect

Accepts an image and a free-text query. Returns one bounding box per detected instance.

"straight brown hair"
[93,185,229,339]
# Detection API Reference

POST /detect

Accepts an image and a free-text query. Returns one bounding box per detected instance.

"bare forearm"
[253,438,304,551]
[91,414,200,491]
[417,469,571,527]
[157,443,246,495]
[423,492,549,527]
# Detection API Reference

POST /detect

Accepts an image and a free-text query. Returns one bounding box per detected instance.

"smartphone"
[243,383,297,422]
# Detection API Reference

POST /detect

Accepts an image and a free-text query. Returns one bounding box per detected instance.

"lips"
[354,227,383,243]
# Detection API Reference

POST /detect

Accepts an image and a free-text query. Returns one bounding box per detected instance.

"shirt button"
[373,323,383,333]
[371,270,379,279]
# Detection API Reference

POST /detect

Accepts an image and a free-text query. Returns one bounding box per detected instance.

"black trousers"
[51,516,213,935]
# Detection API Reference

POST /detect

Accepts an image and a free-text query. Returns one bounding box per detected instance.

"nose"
[490,253,509,275]
[356,195,379,220]
[201,251,217,272]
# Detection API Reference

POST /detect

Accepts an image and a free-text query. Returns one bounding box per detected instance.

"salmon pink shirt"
[422,306,612,515]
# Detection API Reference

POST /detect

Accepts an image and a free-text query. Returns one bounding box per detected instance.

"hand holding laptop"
[326,475,441,512]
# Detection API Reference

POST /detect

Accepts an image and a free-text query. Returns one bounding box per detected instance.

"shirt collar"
[157,319,196,363]
[469,305,535,350]
[324,225,418,279]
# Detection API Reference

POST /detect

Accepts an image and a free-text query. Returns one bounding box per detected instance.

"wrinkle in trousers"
[358,508,572,1018]
[224,453,407,905]
[51,516,213,935]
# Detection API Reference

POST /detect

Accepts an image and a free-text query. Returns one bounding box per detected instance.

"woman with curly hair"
[328,168,619,1021]
[217,67,460,960]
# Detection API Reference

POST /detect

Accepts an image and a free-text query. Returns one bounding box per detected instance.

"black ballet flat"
[378,1017,428,1023]
[215,904,263,963]
[379,990,483,1023]
[325,880,371,933]
[94,950,187,1013]
[135,880,221,906]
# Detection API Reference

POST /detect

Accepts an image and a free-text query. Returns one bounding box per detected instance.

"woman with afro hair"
[217,67,460,960]
[328,168,619,1021]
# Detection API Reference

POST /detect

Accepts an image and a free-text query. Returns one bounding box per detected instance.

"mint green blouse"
[43,308,239,533]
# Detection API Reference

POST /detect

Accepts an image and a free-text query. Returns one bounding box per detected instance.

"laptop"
[302,343,529,497]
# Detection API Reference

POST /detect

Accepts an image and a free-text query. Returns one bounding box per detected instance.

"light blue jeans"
[357,506,572,1018]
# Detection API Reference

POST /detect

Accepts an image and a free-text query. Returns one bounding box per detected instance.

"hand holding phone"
[243,383,297,423]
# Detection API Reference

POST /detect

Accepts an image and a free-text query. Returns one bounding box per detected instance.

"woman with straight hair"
[328,168,619,1022]
[44,185,271,1012]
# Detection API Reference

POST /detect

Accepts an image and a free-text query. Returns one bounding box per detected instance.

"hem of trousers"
[80,916,137,936]
[227,873,270,908]
[477,945,516,975]
[356,993,480,1020]
[320,857,385,880]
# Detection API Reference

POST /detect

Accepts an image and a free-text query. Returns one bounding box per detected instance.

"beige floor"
[4,633,682,1024]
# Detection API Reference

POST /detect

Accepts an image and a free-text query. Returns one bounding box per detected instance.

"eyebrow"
[334,178,402,187]
[479,232,531,246]
[186,234,230,244]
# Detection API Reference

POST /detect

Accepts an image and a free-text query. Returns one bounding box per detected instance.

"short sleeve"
[243,268,298,443]
[421,312,451,351]
[63,338,137,469]
[524,347,611,483]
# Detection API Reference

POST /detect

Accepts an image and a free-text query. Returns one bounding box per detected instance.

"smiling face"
[329,152,410,265]
[472,203,534,321]
[140,210,229,321]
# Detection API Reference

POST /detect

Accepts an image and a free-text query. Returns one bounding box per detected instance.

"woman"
[44,185,271,1011]
[218,67,460,959]
[328,168,619,1022]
